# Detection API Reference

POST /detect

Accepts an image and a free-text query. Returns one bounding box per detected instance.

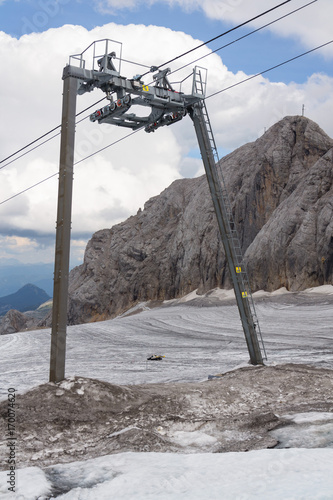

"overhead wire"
[0,1,325,206]
[138,0,292,78]
[167,0,317,80]
[74,128,142,166]
[0,128,143,206]
[0,0,293,168]
[0,59,149,169]
[1,132,61,170]
[0,124,61,166]
[0,96,108,168]
[0,103,107,171]
[0,173,59,206]
[115,56,150,69]
[1,36,330,207]
[206,38,333,100]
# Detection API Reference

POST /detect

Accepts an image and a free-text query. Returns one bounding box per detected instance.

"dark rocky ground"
[1,363,332,471]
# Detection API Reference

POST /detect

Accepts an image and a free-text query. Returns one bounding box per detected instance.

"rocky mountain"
[67,116,333,325]
[0,260,54,297]
[0,301,52,335]
[0,309,28,335]
[0,284,50,316]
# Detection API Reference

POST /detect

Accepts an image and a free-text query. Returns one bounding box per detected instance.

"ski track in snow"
[0,292,332,399]
[0,290,333,499]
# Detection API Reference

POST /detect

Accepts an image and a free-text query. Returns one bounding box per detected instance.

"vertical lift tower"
[50,40,266,382]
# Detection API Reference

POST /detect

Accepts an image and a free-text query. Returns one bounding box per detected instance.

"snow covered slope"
[0,287,332,499]
[1,287,332,397]
[2,449,333,500]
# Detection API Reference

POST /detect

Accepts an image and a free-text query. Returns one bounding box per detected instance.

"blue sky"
[1,0,332,83]
[0,0,333,265]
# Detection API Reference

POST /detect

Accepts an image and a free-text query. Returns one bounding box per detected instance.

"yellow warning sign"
[242,292,248,298]
[142,85,149,91]
[236,267,242,274]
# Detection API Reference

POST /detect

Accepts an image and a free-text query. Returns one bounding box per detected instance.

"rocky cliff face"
[0,309,28,334]
[68,116,333,324]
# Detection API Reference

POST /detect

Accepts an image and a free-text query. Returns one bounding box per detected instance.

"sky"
[0,0,333,266]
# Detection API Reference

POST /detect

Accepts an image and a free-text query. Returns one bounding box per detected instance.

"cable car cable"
[0,128,142,206]
[138,0,293,78]
[0,97,108,167]
[1,37,330,207]
[0,0,301,167]
[206,38,333,100]
[168,0,317,80]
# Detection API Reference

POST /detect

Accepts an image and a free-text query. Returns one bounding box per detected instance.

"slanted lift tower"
[50,40,266,383]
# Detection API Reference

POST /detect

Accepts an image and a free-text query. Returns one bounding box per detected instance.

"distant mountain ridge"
[66,116,333,325]
[0,284,50,316]
[0,260,54,297]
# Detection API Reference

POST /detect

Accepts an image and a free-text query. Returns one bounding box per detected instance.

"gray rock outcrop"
[0,309,28,335]
[0,304,52,335]
[68,116,333,324]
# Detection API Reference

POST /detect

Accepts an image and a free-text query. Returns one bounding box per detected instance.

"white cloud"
[1,21,333,264]
[204,0,333,59]
[94,0,138,14]
[71,127,182,233]
[94,0,202,14]
[0,235,38,252]
[94,0,333,57]
[0,235,43,261]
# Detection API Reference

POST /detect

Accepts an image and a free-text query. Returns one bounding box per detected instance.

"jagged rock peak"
[68,116,333,324]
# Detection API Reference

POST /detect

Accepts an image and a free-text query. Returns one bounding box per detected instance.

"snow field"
[1,288,333,499]
[1,449,333,500]
[1,289,332,400]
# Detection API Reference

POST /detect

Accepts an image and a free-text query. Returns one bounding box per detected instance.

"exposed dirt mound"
[1,363,332,470]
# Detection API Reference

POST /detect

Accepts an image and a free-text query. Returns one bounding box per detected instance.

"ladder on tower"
[189,68,267,364]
